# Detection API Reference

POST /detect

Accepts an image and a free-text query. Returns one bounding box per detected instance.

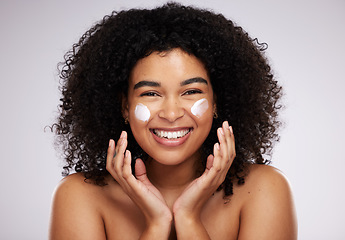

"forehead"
[129,49,209,86]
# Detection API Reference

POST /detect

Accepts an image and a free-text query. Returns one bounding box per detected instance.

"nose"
[158,98,184,122]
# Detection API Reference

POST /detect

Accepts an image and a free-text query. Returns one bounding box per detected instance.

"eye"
[183,89,203,95]
[140,91,160,97]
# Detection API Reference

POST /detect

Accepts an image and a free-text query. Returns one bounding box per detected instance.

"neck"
[146,153,202,191]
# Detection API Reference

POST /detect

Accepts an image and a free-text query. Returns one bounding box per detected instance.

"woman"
[49,3,297,239]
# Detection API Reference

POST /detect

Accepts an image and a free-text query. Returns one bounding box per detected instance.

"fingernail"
[120,131,125,138]
[119,131,125,145]
[229,126,233,134]
[224,121,229,129]
[109,139,112,147]
[219,128,224,135]
[216,143,220,150]
[125,150,130,158]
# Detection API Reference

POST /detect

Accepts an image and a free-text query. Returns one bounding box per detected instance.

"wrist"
[140,220,172,240]
[174,211,200,228]
[173,206,200,223]
[174,214,210,240]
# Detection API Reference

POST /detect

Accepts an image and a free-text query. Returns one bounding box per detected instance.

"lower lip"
[151,130,192,147]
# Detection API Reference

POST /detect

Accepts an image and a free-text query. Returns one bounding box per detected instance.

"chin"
[146,150,201,167]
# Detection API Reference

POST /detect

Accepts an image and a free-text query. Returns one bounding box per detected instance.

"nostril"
[158,103,185,122]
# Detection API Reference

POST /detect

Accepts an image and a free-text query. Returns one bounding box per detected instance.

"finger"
[217,126,226,149]
[128,158,164,203]
[135,159,155,187]
[218,123,235,183]
[212,142,221,173]
[216,126,228,167]
[135,158,147,178]
[106,139,115,170]
[223,121,234,157]
[206,154,214,171]
[115,131,126,153]
[200,144,221,188]
[134,159,161,194]
[223,122,236,161]
[212,126,231,183]
[114,150,139,196]
[107,131,126,170]
[229,126,236,160]
[122,150,134,180]
[217,121,235,169]
[222,121,231,145]
[221,121,232,165]
[114,132,128,175]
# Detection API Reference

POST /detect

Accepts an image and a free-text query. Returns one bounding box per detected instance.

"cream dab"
[134,103,150,122]
[191,98,209,118]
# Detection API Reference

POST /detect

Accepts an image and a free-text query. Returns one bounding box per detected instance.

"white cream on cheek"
[191,98,209,118]
[134,103,151,122]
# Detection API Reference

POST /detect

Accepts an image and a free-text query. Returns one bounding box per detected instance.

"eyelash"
[139,89,202,97]
[183,89,202,95]
[140,92,160,97]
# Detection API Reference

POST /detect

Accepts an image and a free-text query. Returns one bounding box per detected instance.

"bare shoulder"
[236,164,298,240]
[51,173,105,209]
[52,172,101,196]
[242,164,296,211]
[49,173,107,240]
[245,164,292,191]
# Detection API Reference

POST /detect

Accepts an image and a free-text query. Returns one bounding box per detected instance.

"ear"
[121,93,129,120]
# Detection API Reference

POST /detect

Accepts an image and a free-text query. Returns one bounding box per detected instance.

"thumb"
[135,158,148,181]
[206,154,214,170]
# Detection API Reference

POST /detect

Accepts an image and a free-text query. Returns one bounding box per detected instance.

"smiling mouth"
[152,128,192,139]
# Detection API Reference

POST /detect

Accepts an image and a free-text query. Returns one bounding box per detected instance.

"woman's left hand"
[172,121,236,238]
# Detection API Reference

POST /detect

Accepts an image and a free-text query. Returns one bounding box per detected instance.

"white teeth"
[153,129,190,139]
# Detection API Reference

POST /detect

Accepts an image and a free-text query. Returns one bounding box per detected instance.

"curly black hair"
[53,2,282,197]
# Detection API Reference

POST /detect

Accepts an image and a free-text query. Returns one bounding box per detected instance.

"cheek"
[134,103,151,122]
[191,98,209,118]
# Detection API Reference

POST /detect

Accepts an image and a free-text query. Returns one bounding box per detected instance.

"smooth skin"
[107,120,234,239]
[49,49,297,239]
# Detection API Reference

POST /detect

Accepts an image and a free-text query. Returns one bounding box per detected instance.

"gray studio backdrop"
[1,0,344,239]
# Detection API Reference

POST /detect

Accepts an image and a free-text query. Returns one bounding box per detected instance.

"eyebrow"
[180,77,208,86]
[134,80,160,89]
[133,77,208,89]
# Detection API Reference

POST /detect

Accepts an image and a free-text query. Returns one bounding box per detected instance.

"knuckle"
[214,165,222,172]
[229,151,236,159]
[106,159,114,170]
[114,163,122,173]
[114,167,121,174]
[106,155,114,163]
[225,158,230,165]
[122,171,131,180]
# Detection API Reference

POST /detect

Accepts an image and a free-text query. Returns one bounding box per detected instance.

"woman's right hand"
[106,131,172,239]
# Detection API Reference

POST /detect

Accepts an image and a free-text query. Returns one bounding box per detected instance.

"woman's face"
[124,48,215,165]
